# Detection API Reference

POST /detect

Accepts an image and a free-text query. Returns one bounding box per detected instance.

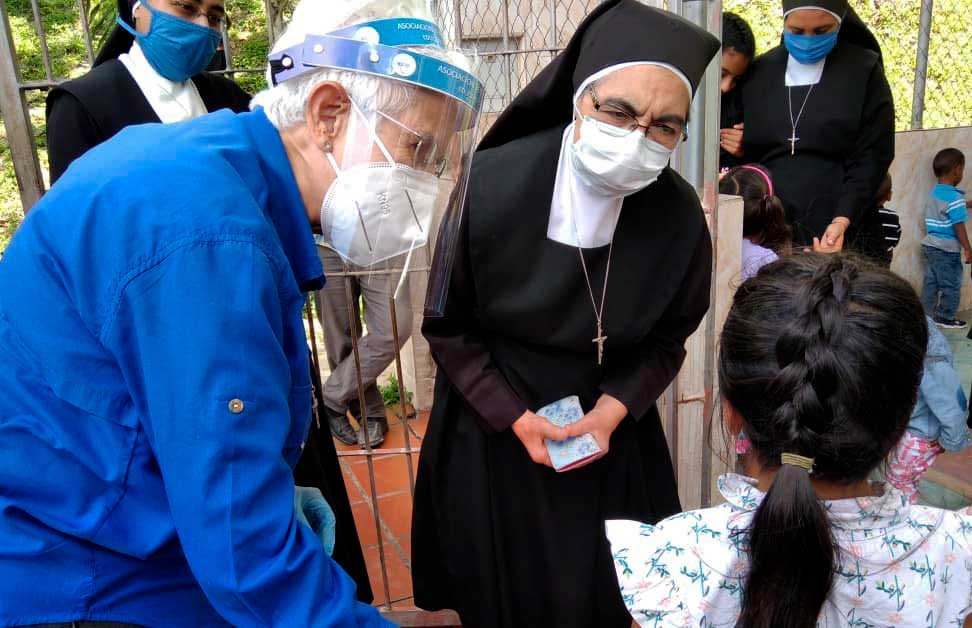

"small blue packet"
[536,395,603,472]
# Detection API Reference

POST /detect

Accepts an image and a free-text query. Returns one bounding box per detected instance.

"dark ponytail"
[739,464,835,628]
[719,165,793,255]
[719,254,928,628]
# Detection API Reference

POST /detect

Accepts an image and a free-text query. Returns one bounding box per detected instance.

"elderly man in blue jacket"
[0,0,481,625]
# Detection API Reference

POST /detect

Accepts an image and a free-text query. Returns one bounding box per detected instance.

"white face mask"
[320,104,451,268]
[568,115,673,197]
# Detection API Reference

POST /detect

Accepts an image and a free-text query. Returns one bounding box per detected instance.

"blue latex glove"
[294,486,336,555]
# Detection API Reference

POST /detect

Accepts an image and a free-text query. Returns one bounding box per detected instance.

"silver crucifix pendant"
[593,324,607,366]
[789,133,799,155]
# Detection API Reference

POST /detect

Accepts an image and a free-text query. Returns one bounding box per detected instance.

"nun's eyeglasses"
[588,87,687,148]
[167,0,228,30]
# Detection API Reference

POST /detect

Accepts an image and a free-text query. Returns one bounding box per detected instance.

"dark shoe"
[357,416,389,448]
[324,405,357,445]
[934,317,968,329]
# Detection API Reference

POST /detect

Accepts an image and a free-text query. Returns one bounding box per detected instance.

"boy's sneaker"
[934,317,968,329]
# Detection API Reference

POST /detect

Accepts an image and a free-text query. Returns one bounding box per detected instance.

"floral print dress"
[607,474,972,627]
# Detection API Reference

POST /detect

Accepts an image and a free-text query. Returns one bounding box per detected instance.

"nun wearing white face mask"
[411,2,720,626]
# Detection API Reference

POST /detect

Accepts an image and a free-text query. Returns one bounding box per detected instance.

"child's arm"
[921,354,971,452]
[954,221,972,263]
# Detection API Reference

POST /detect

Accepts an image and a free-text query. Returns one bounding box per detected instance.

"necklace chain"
[787,84,815,154]
[570,204,612,365]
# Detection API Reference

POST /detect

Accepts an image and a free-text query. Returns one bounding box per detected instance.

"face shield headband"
[268,21,483,113]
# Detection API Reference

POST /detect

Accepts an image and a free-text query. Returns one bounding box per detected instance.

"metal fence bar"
[388,296,417,499]
[76,0,96,67]
[911,0,933,130]
[220,21,235,75]
[343,268,394,610]
[502,0,513,110]
[28,0,55,82]
[451,0,463,47]
[0,0,45,212]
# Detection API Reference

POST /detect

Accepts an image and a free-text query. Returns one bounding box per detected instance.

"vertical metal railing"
[0,0,45,211]
[911,0,934,130]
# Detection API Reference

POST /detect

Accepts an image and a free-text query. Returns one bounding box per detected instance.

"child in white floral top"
[608,253,972,628]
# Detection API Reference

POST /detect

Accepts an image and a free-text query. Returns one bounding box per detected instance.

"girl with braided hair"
[608,253,972,628]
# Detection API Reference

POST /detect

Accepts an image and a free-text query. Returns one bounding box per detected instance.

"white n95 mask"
[568,116,673,197]
[319,101,451,268]
[322,153,447,268]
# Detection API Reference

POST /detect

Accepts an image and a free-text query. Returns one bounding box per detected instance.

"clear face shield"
[269,19,482,313]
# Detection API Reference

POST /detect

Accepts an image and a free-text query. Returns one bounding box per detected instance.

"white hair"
[252,44,474,130]
[252,68,413,130]
[250,0,475,130]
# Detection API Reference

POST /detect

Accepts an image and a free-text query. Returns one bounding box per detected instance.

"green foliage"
[0,0,276,249]
[3,0,972,248]
[724,0,972,131]
[378,374,413,408]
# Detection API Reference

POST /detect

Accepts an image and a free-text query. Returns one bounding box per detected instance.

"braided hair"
[723,12,756,61]
[719,253,927,628]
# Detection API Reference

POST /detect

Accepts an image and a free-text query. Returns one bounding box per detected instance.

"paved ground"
[335,410,426,609]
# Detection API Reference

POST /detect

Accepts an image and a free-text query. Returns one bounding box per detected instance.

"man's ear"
[305,81,351,152]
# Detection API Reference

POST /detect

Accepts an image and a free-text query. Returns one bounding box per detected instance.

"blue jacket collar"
[243,108,324,292]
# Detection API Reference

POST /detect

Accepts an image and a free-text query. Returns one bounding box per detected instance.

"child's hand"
[720,124,745,157]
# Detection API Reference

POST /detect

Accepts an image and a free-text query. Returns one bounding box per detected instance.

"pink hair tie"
[739,164,774,197]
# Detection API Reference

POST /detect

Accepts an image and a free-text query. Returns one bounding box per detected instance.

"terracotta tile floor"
[336,409,428,609]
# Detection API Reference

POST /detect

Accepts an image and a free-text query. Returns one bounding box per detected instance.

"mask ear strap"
[348,99,396,163]
[325,151,342,176]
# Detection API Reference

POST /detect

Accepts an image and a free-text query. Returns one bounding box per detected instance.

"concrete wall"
[890,126,972,310]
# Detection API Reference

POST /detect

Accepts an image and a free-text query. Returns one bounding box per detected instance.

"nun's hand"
[813,218,849,253]
[511,410,568,467]
[562,394,628,470]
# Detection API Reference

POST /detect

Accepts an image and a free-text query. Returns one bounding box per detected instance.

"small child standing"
[854,173,900,267]
[886,317,970,503]
[719,164,791,282]
[922,148,972,329]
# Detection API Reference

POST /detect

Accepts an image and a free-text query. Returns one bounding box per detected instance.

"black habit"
[741,25,894,246]
[411,2,717,626]
[45,61,251,183]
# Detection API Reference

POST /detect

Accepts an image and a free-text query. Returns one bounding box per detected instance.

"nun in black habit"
[411,2,720,626]
[45,0,250,183]
[741,0,894,249]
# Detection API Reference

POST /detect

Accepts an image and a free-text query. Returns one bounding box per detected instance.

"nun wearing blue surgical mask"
[741,0,893,251]
[411,2,719,626]
[45,0,250,183]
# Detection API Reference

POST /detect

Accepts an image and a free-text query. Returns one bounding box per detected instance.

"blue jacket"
[909,319,970,452]
[0,109,391,627]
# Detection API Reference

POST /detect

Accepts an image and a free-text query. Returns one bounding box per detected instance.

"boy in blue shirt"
[921,148,972,328]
